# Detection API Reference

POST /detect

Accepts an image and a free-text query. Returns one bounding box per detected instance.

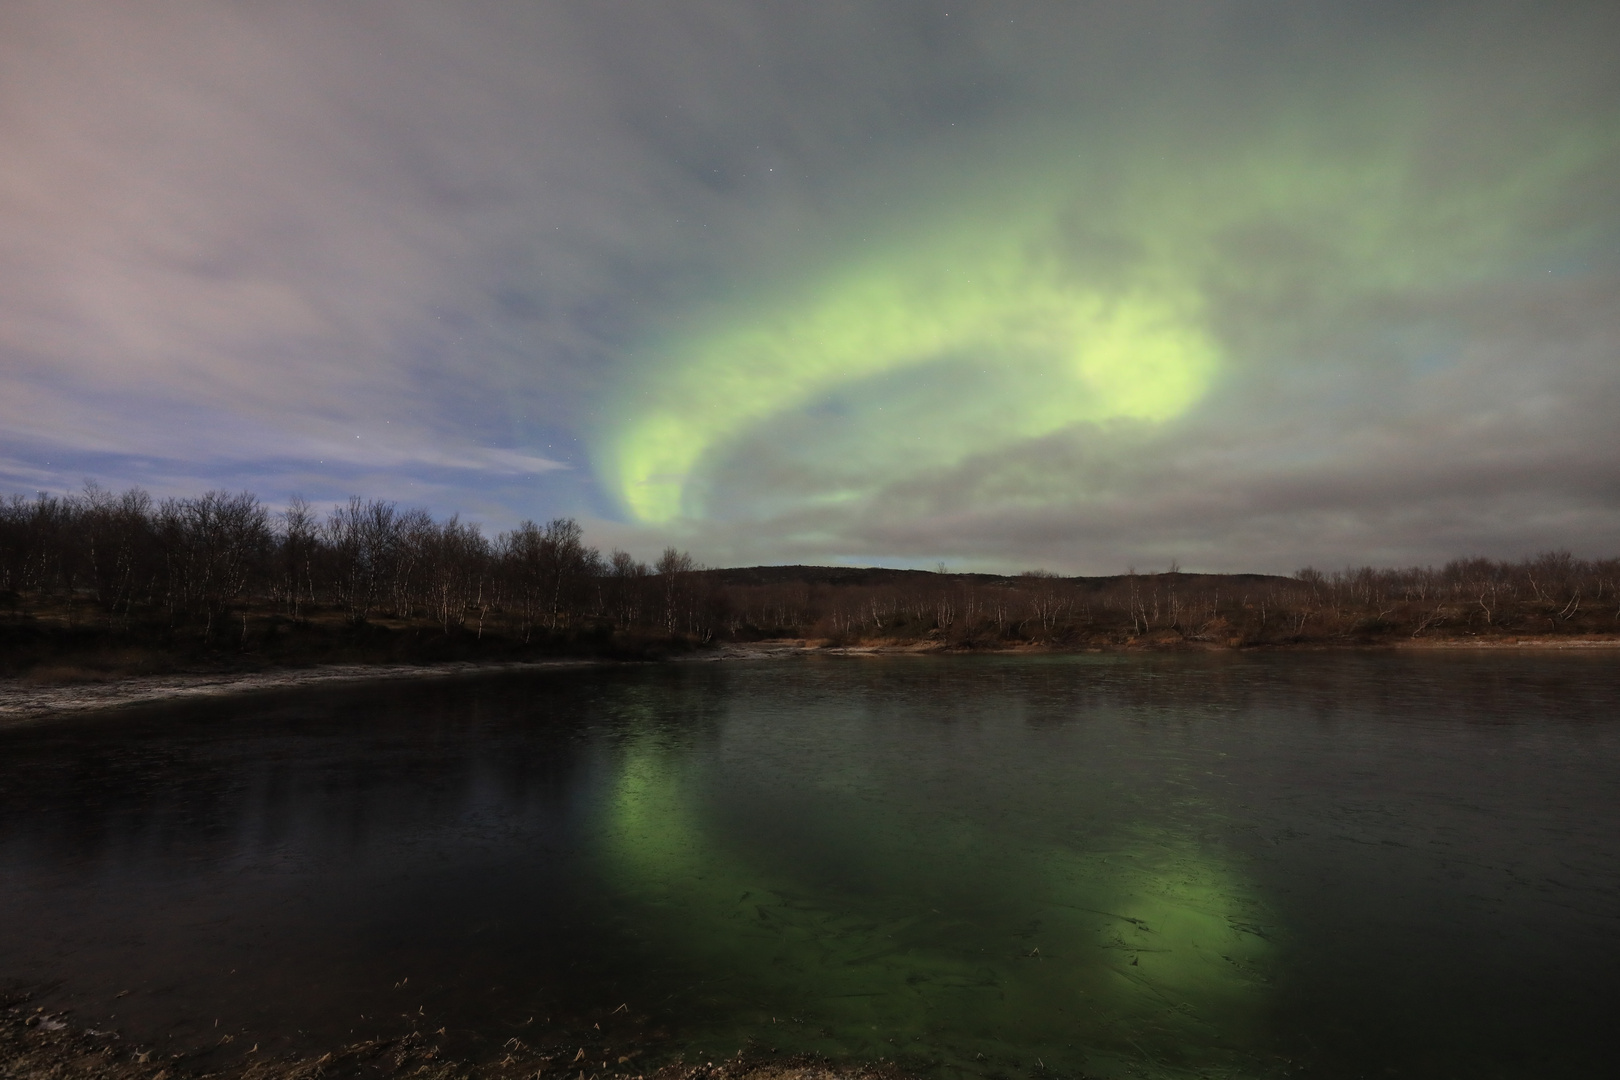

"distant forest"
[2,486,1616,678]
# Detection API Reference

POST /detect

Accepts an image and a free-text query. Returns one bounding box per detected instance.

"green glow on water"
[599,734,1274,1078]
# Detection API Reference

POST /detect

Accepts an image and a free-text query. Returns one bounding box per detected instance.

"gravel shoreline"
[0,643,827,726]
[0,660,604,726]
[0,995,905,1080]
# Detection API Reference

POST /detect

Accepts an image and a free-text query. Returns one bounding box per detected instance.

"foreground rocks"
[0,996,911,1080]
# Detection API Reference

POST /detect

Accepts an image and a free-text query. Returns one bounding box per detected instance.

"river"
[2,652,1616,1079]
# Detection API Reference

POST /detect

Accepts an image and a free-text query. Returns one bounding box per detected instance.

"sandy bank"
[0,659,604,726]
[0,643,825,724]
[1391,635,1620,649]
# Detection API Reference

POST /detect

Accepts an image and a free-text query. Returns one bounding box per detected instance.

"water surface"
[2,653,1617,1079]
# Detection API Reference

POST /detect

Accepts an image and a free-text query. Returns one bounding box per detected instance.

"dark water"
[2,653,1617,1080]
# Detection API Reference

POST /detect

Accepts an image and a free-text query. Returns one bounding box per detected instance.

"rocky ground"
[0,995,910,1080]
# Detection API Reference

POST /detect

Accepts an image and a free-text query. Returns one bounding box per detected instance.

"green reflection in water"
[598,734,1275,1079]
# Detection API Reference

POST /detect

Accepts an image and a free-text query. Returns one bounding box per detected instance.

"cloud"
[2,1,1617,566]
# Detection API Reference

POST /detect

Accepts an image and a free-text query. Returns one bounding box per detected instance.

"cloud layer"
[2,1,1617,571]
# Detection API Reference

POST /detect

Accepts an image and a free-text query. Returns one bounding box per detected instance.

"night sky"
[2,1,1617,572]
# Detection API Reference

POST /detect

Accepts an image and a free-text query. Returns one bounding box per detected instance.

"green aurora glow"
[598,108,1616,527]
[605,235,1217,523]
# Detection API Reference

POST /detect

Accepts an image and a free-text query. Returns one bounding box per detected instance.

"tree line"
[719,552,1618,645]
[3,485,1617,670]
[0,486,722,649]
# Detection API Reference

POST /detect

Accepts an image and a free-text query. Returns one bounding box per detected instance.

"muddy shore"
[0,641,840,726]
[1,993,908,1080]
[0,660,607,727]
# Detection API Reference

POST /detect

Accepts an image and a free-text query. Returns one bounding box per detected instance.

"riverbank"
[0,994,905,1080]
[812,633,1620,656]
[0,659,605,726]
[0,641,829,724]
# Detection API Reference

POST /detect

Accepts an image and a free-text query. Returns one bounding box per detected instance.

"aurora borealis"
[602,229,1220,524]
[600,108,1614,527]
[2,1,1618,570]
